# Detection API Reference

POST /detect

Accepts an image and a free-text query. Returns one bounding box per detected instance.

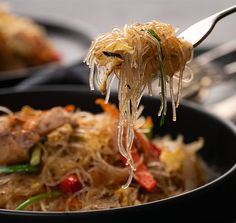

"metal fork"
[178,5,236,47]
[181,40,236,100]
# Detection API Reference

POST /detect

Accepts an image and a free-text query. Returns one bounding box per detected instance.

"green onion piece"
[147,29,161,41]
[102,51,122,59]
[144,129,152,140]
[147,29,166,126]
[15,191,62,211]
[160,113,165,126]
[0,164,39,174]
[30,144,42,166]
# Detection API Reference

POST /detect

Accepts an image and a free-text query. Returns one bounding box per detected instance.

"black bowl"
[0,86,235,222]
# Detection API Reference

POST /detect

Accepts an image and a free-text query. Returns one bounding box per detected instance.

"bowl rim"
[0,85,235,216]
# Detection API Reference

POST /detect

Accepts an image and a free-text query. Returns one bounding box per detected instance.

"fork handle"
[214,5,236,22]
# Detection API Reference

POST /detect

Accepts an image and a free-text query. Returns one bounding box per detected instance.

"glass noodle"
[84,20,193,187]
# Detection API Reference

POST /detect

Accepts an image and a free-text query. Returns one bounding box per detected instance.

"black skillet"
[0,86,235,222]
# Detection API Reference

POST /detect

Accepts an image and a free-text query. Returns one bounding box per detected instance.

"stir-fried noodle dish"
[0,21,210,212]
[0,102,208,211]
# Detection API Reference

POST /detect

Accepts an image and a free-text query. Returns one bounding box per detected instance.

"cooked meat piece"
[13,130,39,151]
[0,116,10,132]
[0,107,69,164]
[0,130,39,165]
[23,107,70,135]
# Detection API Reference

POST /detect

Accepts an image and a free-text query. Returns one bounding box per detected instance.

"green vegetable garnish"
[30,143,42,166]
[144,128,152,140]
[15,191,62,211]
[0,164,39,174]
[141,117,153,139]
[147,29,166,126]
[103,51,122,59]
[147,29,161,41]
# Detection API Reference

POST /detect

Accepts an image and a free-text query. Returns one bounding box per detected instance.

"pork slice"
[0,116,10,132]
[0,130,39,165]
[24,107,70,135]
[12,130,40,151]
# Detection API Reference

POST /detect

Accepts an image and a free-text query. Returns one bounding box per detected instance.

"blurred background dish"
[0,5,94,87]
[0,6,60,72]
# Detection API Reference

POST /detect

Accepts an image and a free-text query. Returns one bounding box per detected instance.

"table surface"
[6,0,236,47]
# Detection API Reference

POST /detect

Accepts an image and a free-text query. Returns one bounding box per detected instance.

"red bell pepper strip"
[149,142,161,157]
[120,146,157,192]
[64,104,75,113]
[134,130,162,161]
[134,162,157,192]
[59,174,82,194]
[95,99,119,118]
[96,99,157,191]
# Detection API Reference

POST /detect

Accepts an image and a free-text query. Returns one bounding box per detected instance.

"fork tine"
[178,5,236,47]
